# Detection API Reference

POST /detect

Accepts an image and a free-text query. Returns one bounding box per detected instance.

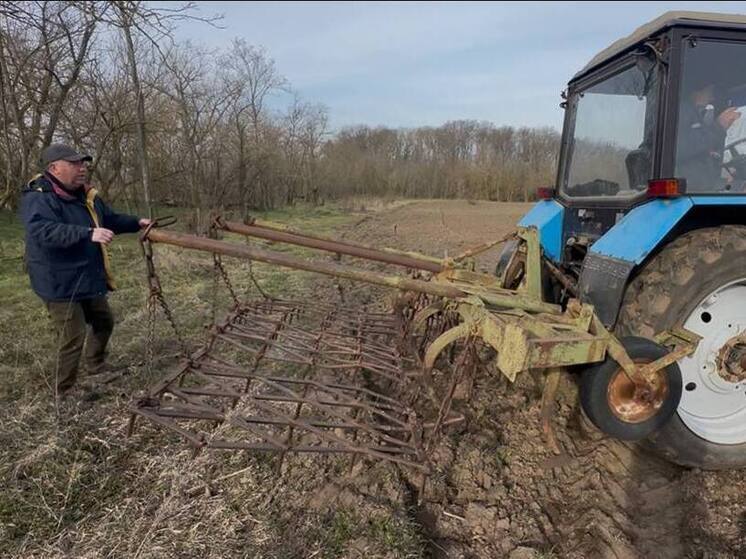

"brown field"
[2,200,745,558]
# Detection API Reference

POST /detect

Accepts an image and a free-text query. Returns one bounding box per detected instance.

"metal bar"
[188,370,244,398]
[544,258,578,297]
[519,227,543,301]
[144,229,560,314]
[451,232,516,263]
[153,406,224,421]
[219,219,444,273]
[147,346,209,398]
[638,341,697,378]
[207,440,286,451]
[130,407,205,447]
[234,415,410,432]
[178,386,242,399]
[147,229,463,298]
[238,217,445,265]
[206,440,419,456]
[225,415,290,450]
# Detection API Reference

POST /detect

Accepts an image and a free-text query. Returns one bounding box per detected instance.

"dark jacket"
[676,102,728,191]
[19,173,140,302]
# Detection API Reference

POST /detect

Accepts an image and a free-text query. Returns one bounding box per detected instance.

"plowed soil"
[7,200,744,559]
[336,200,746,559]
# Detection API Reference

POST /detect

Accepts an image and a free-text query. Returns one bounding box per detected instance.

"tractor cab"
[561,12,746,204]
[517,11,746,325]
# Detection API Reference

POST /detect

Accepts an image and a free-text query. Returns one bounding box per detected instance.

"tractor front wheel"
[579,336,682,441]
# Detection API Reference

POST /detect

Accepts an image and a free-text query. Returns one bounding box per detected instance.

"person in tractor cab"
[676,80,741,190]
[19,144,151,397]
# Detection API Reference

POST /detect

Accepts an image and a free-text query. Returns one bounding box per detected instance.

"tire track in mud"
[402,377,688,558]
[337,200,746,558]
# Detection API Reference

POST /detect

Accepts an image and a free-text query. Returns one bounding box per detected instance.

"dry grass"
[0,204,425,558]
[334,196,414,214]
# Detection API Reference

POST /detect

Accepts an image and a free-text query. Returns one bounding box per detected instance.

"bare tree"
[0,2,558,212]
[0,1,102,206]
[98,1,221,217]
[159,42,236,228]
[223,39,288,214]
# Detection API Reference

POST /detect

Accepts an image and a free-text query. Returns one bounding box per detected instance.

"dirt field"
[2,200,746,558]
[338,200,746,559]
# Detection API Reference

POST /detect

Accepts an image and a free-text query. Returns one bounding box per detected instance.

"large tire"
[617,225,746,469]
[580,336,682,441]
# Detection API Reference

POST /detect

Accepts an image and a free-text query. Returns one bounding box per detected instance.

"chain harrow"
[130,215,700,481]
[129,297,459,472]
[132,219,470,475]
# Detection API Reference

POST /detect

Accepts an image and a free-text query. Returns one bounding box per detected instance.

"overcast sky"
[171,1,746,132]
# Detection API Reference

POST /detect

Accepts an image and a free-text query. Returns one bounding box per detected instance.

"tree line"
[0,1,560,222]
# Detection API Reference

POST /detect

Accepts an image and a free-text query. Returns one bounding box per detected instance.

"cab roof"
[573,11,746,83]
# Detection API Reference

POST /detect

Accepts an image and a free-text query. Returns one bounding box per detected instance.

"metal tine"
[238,394,425,470]
[251,376,415,441]
[132,298,430,472]
[218,381,419,458]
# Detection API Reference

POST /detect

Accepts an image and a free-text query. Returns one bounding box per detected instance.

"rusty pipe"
[144,229,560,314]
[219,219,444,273]
[225,217,445,266]
[148,228,463,298]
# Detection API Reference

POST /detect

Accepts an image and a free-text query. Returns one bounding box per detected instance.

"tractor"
[507,11,746,469]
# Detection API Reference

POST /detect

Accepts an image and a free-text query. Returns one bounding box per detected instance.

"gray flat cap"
[41,143,93,167]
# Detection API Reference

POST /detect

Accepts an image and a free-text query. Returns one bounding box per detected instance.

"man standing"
[20,144,151,396]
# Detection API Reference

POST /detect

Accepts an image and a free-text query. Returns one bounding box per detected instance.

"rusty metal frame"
[141,221,702,386]
[133,218,702,469]
[129,298,431,471]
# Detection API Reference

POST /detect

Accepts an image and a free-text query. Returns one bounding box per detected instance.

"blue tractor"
[507,12,746,469]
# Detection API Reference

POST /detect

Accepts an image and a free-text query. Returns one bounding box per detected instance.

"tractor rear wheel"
[617,225,746,469]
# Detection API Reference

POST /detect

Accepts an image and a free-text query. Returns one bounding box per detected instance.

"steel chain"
[141,238,192,366]
[146,290,157,375]
[154,288,191,358]
[213,253,240,307]
[210,254,219,325]
[247,259,270,299]
[240,236,270,299]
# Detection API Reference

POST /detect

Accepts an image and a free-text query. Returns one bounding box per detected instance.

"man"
[19,143,151,396]
[676,82,741,190]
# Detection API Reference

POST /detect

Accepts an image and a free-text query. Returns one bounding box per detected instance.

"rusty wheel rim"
[606,364,669,424]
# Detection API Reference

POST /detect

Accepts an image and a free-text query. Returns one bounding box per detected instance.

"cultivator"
[128,215,699,475]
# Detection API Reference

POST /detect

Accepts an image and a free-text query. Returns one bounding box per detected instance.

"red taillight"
[536,186,555,200]
[647,178,684,198]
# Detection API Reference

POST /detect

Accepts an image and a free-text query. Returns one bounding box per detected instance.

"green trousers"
[46,296,114,392]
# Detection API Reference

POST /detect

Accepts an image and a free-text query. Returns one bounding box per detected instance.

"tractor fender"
[580,196,746,327]
[517,199,564,261]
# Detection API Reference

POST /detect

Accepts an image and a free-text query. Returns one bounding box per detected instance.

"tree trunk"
[121,13,152,218]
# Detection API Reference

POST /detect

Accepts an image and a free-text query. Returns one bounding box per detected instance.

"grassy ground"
[0,203,424,558]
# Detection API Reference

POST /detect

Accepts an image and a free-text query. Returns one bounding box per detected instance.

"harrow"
[128,215,699,476]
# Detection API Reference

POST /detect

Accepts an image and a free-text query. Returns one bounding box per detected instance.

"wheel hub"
[607,366,668,424]
[717,335,746,383]
[678,280,746,444]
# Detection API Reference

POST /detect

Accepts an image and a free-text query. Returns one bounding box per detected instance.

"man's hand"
[718,107,742,130]
[139,218,152,228]
[91,227,114,245]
